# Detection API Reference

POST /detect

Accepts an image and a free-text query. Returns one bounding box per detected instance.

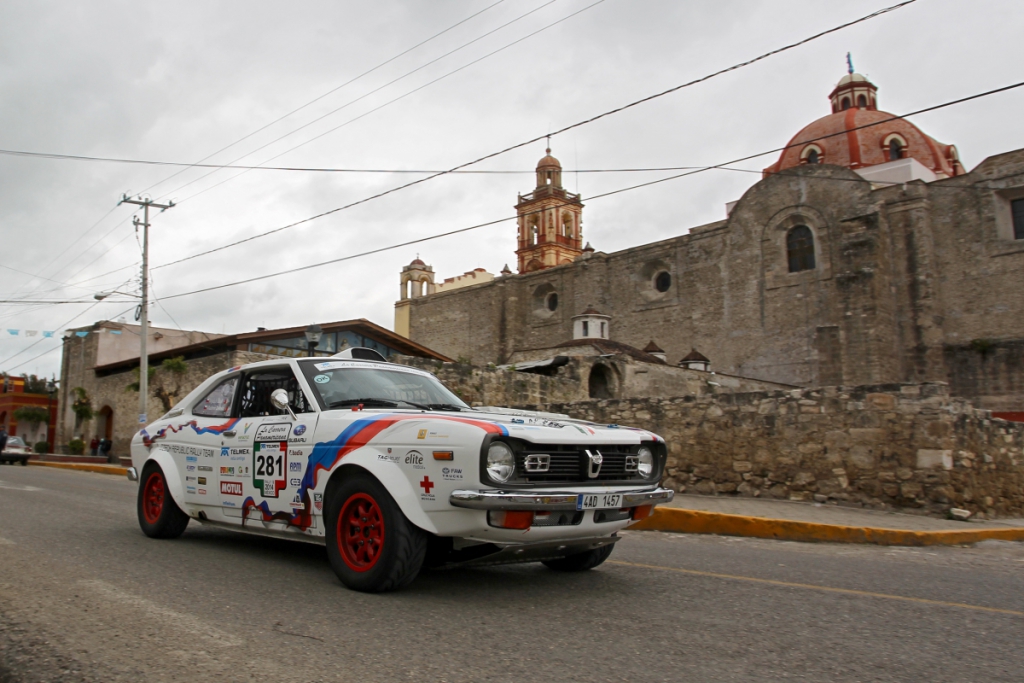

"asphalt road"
[1,466,1023,683]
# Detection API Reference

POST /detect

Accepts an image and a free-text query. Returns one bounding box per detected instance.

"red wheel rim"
[142,471,165,524]
[337,492,385,572]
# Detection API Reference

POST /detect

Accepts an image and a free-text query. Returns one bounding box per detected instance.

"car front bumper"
[448,486,674,511]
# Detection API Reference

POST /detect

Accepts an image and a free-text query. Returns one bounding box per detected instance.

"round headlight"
[486,442,516,483]
[637,446,654,478]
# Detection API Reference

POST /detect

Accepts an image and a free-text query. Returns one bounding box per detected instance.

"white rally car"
[129,348,674,592]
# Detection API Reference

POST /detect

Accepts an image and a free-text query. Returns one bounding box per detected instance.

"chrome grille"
[515,444,642,483]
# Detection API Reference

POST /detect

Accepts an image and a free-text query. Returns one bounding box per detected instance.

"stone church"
[395,70,1024,414]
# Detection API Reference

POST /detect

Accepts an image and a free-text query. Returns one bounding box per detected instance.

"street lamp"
[304,324,323,357]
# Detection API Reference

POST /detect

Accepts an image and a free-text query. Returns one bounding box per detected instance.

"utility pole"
[118,194,174,426]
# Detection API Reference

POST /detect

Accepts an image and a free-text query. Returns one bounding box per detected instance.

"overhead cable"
[151,0,917,271]
[152,78,1024,302]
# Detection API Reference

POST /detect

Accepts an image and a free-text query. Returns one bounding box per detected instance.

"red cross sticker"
[419,476,434,494]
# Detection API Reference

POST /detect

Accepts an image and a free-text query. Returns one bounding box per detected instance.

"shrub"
[33,441,48,454]
[68,438,85,455]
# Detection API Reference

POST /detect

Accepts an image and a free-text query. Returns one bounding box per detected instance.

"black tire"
[137,462,190,539]
[19,458,27,466]
[325,471,427,592]
[542,543,615,572]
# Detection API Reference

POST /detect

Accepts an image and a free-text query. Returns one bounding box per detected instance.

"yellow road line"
[608,560,1024,617]
[629,506,1024,547]
[28,461,127,476]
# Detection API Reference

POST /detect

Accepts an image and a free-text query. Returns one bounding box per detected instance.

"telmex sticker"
[255,423,291,441]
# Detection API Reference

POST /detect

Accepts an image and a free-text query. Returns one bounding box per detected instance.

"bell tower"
[515,147,584,273]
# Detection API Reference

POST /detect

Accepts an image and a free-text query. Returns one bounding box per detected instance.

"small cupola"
[642,340,667,363]
[572,307,610,340]
[828,55,878,113]
[536,148,562,189]
[679,348,710,372]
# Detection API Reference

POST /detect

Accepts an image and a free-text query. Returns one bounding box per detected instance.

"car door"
[230,365,318,529]
[176,373,243,510]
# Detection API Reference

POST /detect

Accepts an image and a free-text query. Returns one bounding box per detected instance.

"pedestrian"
[0,427,7,453]
[99,437,113,463]
[90,436,99,456]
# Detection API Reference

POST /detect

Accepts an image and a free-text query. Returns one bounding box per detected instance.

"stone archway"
[588,365,615,399]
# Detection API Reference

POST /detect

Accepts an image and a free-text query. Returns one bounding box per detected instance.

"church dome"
[537,148,561,170]
[409,257,426,266]
[764,71,965,179]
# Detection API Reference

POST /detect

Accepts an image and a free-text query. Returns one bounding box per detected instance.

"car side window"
[238,367,315,418]
[192,376,240,417]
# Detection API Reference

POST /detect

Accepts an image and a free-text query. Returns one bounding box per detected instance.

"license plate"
[576,493,622,510]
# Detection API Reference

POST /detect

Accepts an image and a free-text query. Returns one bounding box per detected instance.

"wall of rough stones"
[393,355,581,406]
[539,382,1024,519]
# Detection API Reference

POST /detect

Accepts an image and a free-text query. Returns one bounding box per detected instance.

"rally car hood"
[459,406,662,445]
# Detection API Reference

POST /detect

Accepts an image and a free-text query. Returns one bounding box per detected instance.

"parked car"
[0,436,32,465]
[129,348,674,592]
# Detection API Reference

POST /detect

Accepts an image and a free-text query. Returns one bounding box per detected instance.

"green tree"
[70,387,94,429]
[21,374,48,394]
[13,406,48,427]
[127,356,189,413]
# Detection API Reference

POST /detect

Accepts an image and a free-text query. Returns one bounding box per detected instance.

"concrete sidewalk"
[633,493,1024,546]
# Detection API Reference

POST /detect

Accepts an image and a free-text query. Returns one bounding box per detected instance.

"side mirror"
[270,388,297,419]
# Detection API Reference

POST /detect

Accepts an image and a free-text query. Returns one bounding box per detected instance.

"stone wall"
[393,356,581,406]
[537,383,1024,519]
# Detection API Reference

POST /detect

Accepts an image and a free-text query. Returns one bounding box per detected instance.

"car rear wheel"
[137,462,190,539]
[542,543,615,572]
[325,472,427,592]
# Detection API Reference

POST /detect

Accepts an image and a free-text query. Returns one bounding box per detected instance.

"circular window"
[654,271,671,293]
[546,292,559,311]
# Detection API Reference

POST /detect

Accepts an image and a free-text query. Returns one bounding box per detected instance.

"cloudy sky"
[1,0,1021,379]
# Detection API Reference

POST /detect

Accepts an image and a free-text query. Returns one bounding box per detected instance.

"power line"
[163,0,601,205]
[135,0,508,197]
[0,2,510,313]
[152,78,1024,303]
[150,0,916,271]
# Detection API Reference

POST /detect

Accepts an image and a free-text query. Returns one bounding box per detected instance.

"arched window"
[889,139,903,160]
[530,225,539,246]
[806,149,819,165]
[857,94,867,108]
[841,97,851,111]
[786,225,816,273]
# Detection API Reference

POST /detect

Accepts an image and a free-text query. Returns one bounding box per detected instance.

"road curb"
[631,506,1024,546]
[28,461,128,477]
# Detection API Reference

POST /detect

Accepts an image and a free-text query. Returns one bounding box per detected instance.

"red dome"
[764,74,964,179]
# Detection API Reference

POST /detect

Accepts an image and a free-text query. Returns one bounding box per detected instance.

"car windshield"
[7,437,25,447]
[299,360,469,411]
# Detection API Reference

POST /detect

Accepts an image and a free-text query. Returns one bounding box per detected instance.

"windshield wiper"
[427,403,467,412]
[327,397,431,410]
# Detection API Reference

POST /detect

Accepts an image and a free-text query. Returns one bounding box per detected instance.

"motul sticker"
[221,481,243,496]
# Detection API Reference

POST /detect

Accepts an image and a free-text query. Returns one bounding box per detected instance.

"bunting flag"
[75,331,89,337]
[109,329,122,335]
[1,329,70,338]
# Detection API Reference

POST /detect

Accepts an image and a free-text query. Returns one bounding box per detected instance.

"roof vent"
[333,347,387,362]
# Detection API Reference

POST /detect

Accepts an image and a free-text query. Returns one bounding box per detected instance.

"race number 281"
[256,453,283,477]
